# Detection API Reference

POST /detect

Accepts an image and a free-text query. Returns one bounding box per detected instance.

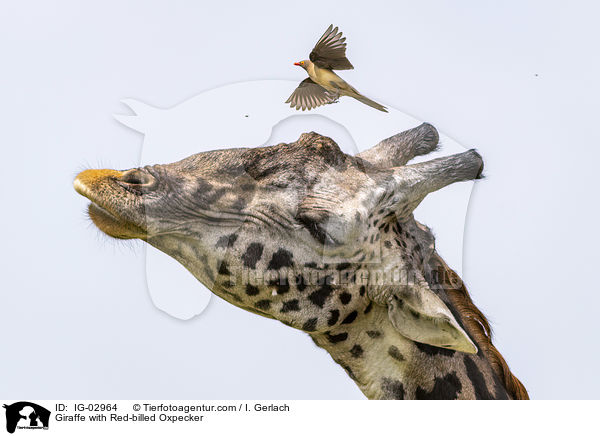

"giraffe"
[73,123,528,399]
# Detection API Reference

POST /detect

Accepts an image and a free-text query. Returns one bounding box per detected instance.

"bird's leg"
[325,90,340,103]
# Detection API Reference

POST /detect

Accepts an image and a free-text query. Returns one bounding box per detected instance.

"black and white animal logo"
[3,402,50,434]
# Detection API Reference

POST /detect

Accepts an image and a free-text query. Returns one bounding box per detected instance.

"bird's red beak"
[293,62,301,66]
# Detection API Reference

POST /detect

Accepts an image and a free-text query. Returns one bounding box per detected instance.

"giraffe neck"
[310,303,511,400]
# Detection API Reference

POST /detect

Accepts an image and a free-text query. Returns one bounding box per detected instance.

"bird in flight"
[286,25,388,112]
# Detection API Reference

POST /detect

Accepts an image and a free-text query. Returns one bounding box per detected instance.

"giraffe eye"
[309,223,337,246]
[296,214,339,247]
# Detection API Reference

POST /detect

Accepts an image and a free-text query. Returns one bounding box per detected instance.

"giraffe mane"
[431,253,530,400]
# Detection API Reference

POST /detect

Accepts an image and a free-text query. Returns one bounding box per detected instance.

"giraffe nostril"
[116,168,157,194]
[120,169,155,186]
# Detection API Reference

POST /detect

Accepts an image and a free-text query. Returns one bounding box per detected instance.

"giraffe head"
[74,123,483,353]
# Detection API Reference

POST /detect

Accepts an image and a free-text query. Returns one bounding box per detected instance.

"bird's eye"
[301,61,304,65]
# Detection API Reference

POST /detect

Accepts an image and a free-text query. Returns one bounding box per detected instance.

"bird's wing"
[285,78,338,111]
[309,24,354,70]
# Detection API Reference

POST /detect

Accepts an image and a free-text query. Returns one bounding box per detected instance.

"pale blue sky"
[1,1,599,399]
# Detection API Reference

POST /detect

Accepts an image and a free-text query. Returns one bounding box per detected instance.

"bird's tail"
[351,92,388,112]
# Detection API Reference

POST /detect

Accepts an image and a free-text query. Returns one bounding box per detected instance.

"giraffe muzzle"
[74,168,149,239]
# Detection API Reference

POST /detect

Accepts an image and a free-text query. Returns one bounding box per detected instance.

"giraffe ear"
[384,281,478,354]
